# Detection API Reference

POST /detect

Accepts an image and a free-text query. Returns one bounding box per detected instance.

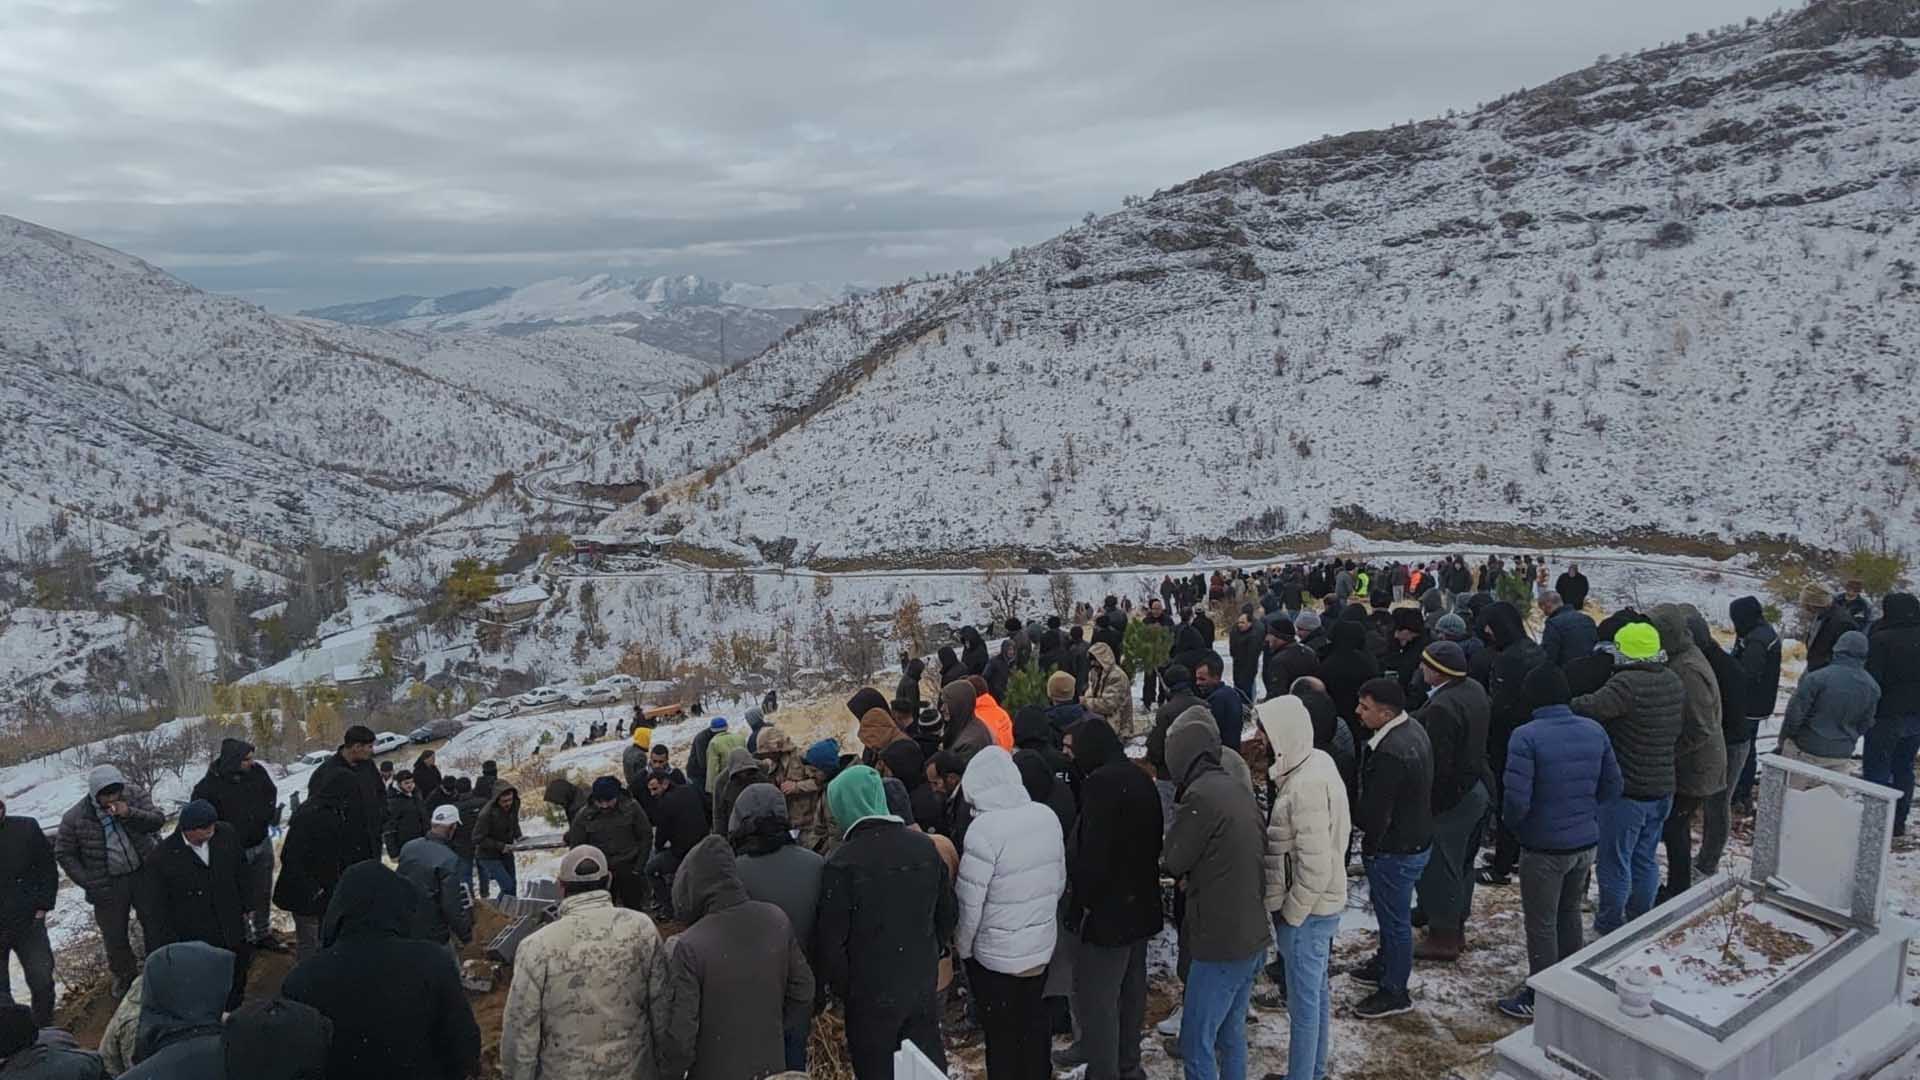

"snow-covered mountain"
[591,0,1920,564]
[0,215,714,585]
[303,274,860,364]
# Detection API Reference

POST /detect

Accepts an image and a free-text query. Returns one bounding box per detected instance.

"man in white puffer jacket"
[955,745,1066,1080]
[1259,696,1353,1080]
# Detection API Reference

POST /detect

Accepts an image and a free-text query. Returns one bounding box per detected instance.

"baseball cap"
[430,804,461,827]
[558,845,610,883]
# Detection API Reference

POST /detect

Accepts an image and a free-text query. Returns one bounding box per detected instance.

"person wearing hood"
[543,777,588,832]
[410,751,442,803]
[1081,640,1135,737]
[500,845,672,1080]
[877,739,942,833]
[1318,620,1380,734]
[0,795,58,1030]
[939,681,995,763]
[622,730,654,805]
[1409,641,1492,963]
[963,675,1015,751]
[281,862,480,1080]
[643,770,707,921]
[983,639,1015,703]
[190,738,280,953]
[855,707,911,767]
[1570,621,1685,935]
[275,769,365,962]
[382,771,427,860]
[1161,706,1268,1073]
[954,747,1066,1080]
[1779,629,1880,786]
[55,764,165,995]
[709,748,766,841]
[1349,679,1434,1020]
[958,626,990,678]
[306,726,385,859]
[1727,597,1781,811]
[1384,609,1431,706]
[565,777,654,911]
[1538,591,1598,668]
[702,718,746,801]
[473,784,522,899]
[1800,584,1859,673]
[144,799,251,1011]
[397,805,472,953]
[1866,594,1920,836]
[116,941,231,1080]
[817,766,954,1079]
[1258,697,1352,1080]
[729,782,825,1069]
[935,645,966,694]
[219,998,332,1080]
[1494,664,1622,1020]
[1475,601,1550,888]
[1059,715,1161,1080]
[1145,663,1206,780]
[0,1002,109,1080]
[1650,604,1727,898]
[659,836,811,1080]
[742,705,768,754]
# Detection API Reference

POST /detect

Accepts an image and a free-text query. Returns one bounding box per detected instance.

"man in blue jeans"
[1570,620,1685,935]
[1162,712,1270,1079]
[1349,679,1434,1019]
[1866,593,1920,838]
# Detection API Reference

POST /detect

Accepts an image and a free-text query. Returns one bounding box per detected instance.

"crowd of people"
[0,556,1915,1080]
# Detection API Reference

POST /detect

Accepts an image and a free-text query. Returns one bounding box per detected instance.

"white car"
[597,674,640,694]
[470,698,518,721]
[567,684,621,707]
[299,750,333,767]
[517,686,567,709]
[371,732,409,755]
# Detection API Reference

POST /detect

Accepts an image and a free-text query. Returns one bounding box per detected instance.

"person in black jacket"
[410,751,442,803]
[1553,564,1590,612]
[190,738,280,952]
[878,738,943,834]
[307,726,384,859]
[1351,679,1434,1019]
[1692,609,1749,877]
[276,770,365,963]
[1262,618,1320,703]
[1866,593,1920,837]
[1800,584,1858,673]
[1228,608,1263,701]
[1475,602,1548,887]
[1410,642,1491,962]
[958,625,990,679]
[1727,597,1781,809]
[280,861,481,1080]
[145,800,252,1010]
[382,772,427,860]
[1319,619,1380,732]
[816,767,955,1080]
[1061,716,1162,1079]
[644,769,709,920]
[0,797,58,1027]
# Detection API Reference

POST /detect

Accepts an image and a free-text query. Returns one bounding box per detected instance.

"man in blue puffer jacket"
[1494,663,1622,1019]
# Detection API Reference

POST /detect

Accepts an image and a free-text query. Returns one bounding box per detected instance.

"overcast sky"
[2,0,1771,311]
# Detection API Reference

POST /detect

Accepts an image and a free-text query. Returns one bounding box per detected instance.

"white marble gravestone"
[1493,754,1920,1080]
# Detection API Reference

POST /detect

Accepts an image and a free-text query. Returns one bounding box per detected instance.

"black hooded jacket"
[307,749,383,857]
[280,862,480,1080]
[119,941,231,1080]
[1066,718,1163,947]
[878,739,942,833]
[274,770,366,918]
[1729,597,1782,725]
[190,739,278,849]
[1482,601,1548,747]
[958,627,989,677]
[1869,593,1920,719]
[1319,620,1380,725]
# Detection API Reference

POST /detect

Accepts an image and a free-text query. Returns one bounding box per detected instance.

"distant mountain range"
[302,274,862,363]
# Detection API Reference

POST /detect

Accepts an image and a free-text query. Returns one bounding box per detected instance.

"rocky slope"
[595,0,1920,564]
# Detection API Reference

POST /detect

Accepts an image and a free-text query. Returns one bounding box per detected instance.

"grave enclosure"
[1494,755,1920,1080]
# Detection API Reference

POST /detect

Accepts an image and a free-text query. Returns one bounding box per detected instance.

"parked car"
[299,750,333,767]
[517,686,567,709]
[371,732,410,755]
[470,698,518,721]
[567,684,621,707]
[410,717,465,743]
[597,674,640,695]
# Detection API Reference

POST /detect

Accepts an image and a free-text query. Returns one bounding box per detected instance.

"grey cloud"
[2,0,1770,310]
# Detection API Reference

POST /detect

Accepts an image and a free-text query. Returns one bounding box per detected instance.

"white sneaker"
[1155,1006,1183,1037]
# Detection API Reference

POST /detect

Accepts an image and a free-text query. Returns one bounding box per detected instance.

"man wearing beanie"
[1570,621,1684,935]
[1044,670,1088,741]
[1493,664,1621,1018]
[564,776,654,911]
[309,724,386,858]
[146,798,252,1010]
[702,717,745,802]
[1800,583,1858,673]
[1262,617,1320,702]
[1409,640,1491,962]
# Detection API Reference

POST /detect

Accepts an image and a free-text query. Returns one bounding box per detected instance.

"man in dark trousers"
[55,764,164,996]
[308,726,385,859]
[564,776,654,911]
[644,768,709,921]
[190,738,282,953]
[0,796,58,1027]
[145,799,252,1010]
[1350,679,1434,1019]
[1410,641,1491,963]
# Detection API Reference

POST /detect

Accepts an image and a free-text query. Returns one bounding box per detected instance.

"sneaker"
[1350,988,1414,1019]
[1347,955,1382,985]
[1474,866,1512,887]
[1155,1006,1183,1037]
[1497,987,1536,1020]
[1252,983,1286,1009]
[1051,1044,1087,1070]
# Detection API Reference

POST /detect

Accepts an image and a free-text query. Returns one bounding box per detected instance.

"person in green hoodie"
[703,719,746,799]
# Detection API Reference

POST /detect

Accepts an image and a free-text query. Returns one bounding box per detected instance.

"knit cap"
[590,776,623,801]
[1046,671,1076,704]
[1294,611,1322,633]
[708,716,729,732]
[1799,584,1832,609]
[1614,621,1662,661]
[178,799,218,831]
[1421,641,1468,679]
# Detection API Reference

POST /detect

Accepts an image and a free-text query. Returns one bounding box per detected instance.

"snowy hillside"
[598,1,1920,565]
[302,273,859,364]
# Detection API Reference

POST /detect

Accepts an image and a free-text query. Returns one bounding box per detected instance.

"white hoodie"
[954,746,1067,974]
[1258,697,1353,926]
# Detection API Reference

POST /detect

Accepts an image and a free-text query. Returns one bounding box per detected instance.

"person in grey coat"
[728,783,825,1073]
[396,805,472,952]
[1779,630,1880,784]
[0,1004,108,1080]
[54,765,165,994]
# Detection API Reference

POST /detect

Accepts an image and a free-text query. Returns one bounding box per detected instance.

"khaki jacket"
[500,891,672,1080]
